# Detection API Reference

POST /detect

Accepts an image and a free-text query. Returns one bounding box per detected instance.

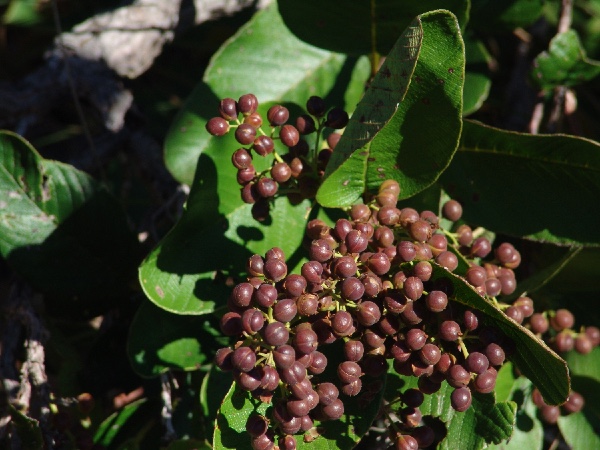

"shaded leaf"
[200,365,234,442]
[0,131,139,308]
[277,0,469,56]
[127,301,224,377]
[441,120,600,246]
[165,3,369,185]
[317,10,464,207]
[532,30,600,90]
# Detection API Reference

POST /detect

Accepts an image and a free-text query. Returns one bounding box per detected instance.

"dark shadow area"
[7,189,142,319]
[126,301,226,378]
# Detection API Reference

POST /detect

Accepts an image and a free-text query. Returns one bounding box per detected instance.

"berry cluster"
[206,94,349,221]
[214,180,544,449]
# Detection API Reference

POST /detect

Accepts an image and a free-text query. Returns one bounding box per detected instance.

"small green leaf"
[532,30,600,90]
[165,3,369,185]
[127,301,223,377]
[429,263,570,405]
[277,0,469,55]
[441,120,600,246]
[317,10,464,207]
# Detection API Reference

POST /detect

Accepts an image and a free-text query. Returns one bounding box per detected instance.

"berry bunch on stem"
[215,178,572,449]
[206,94,349,222]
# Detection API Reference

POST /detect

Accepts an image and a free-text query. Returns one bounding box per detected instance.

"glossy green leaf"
[165,3,369,185]
[127,301,224,377]
[214,340,386,450]
[0,131,139,305]
[470,0,544,32]
[463,35,492,115]
[317,10,464,207]
[440,120,600,246]
[429,263,570,405]
[277,0,469,56]
[532,30,600,90]
[385,374,516,449]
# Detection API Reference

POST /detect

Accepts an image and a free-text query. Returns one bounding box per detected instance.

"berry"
[267,105,289,126]
[551,309,575,331]
[451,387,472,412]
[232,148,253,169]
[238,94,258,116]
[206,117,229,136]
[271,162,292,183]
[306,96,326,116]
[235,124,257,145]
[219,98,238,120]
[232,347,257,372]
[262,322,289,346]
[325,107,349,129]
[280,124,300,147]
[253,136,275,156]
[442,199,463,221]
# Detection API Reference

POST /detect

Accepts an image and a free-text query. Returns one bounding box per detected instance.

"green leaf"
[277,0,469,56]
[165,3,369,185]
[470,0,544,32]
[139,186,313,314]
[317,10,464,207]
[532,30,600,90]
[463,34,492,115]
[428,263,570,405]
[440,120,600,246]
[558,411,600,450]
[8,405,43,450]
[127,301,224,377]
[214,340,386,450]
[0,131,139,306]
